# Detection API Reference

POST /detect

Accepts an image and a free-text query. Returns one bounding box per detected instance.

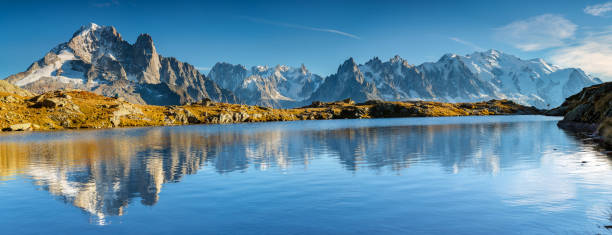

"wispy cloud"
[449,37,484,51]
[584,2,612,16]
[241,16,360,40]
[195,67,210,71]
[495,14,577,51]
[92,0,119,8]
[549,31,612,80]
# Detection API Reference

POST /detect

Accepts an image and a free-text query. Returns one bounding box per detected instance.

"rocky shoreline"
[0,87,542,132]
[548,82,612,147]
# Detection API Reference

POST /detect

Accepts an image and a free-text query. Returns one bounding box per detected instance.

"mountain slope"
[0,80,33,97]
[4,23,237,105]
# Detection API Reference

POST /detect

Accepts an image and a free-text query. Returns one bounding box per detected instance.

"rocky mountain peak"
[275,65,290,72]
[336,57,365,85]
[211,62,247,71]
[484,49,500,56]
[339,57,359,72]
[365,57,382,66]
[390,55,404,63]
[388,55,412,68]
[438,53,460,63]
[133,33,158,61]
[71,23,121,42]
[254,65,269,73]
[300,64,308,74]
[72,23,101,37]
[135,34,154,47]
[470,49,505,62]
[65,23,125,64]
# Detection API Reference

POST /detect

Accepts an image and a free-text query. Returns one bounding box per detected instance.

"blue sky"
[1,0,611,80]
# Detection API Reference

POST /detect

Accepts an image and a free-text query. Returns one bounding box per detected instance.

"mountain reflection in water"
[0,116,610,228]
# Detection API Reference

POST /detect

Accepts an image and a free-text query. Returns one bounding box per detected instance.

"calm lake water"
[1,115,611,234]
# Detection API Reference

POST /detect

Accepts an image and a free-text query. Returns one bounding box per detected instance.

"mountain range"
[306,51,602,109]
[3,23,602,109]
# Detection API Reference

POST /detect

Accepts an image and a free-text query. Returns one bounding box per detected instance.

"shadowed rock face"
[550,82,612,124]
[4,23,237,105]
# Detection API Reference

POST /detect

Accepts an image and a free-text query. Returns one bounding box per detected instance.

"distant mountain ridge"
[3,23,601,109]
[307,50,602,109]
[211,50,600,109]
[208,63,324,107]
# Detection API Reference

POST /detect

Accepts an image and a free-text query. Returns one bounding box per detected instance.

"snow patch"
[15,49,87,86]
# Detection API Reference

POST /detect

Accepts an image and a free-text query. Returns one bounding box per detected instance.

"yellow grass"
[0,90,540,132]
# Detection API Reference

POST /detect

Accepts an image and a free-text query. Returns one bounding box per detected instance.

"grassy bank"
[0,90,542,132]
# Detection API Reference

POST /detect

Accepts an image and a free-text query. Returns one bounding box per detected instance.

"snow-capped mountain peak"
[254,65,268,73]
[73,22,101,37]
[5,23,237,105]
[439,53,460,62]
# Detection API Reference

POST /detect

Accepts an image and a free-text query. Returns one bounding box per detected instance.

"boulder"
[218,113,233,123]
[111,103,144,127]
[233,112,250,122]
[184,109,200,124]
[2,123,33,131]
[35,98,64,108]
[248,113,263,121]
[311,101,323,107]
[339,107,368,119]
[342,98,355,105]
[199,98,213,106]
[206,116,219,124]
[316,112,334,119]
[29,92,81,113]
